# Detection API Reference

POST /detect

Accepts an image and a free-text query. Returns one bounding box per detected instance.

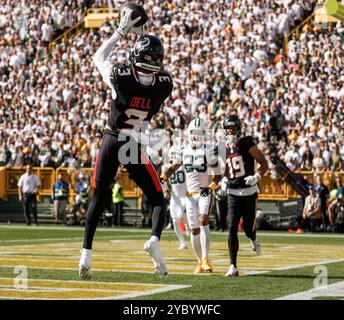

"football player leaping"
[79,8,173,279]
[222,115,269,277]
[162,145,189,250]
[161,119,222,273]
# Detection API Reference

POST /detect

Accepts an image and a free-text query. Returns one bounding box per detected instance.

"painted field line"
[0,284,191,300]
[0,277,191,300]
[1,257,343,277]
[0,225,152,233]
[269,258,344,272]
[256,232,344,239]
[107,284,191,300]
[276,281,344,300]
[0,234,145,244]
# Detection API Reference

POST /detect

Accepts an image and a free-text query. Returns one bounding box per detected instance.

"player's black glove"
[200,187,212,198]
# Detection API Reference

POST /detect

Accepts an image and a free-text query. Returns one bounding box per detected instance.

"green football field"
[0,224,344,300]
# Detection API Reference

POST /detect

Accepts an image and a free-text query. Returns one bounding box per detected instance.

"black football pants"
[83,133,165,249]
[23,193,38,225]
[227,192,258,267]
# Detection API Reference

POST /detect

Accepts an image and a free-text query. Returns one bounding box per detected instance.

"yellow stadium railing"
[0,167,6,200]
[48,7,120,51]
[283,1,341,51]
[86,7,114,14]
[0,166,141,203]
[1,167,343,203]
[48,19,86,51]
[5,167,55,202]
[283,12,316,52]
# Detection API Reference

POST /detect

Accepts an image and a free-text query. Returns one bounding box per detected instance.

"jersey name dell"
[108,63,173,132]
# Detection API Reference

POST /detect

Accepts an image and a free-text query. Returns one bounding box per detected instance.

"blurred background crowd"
[0,0,343,175]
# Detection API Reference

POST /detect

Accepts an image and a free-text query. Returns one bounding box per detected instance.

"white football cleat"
[251,239,261,256]
[79,248,92,280]
[225,264,239,277]
[144,240,168,278]
[178,243,188,250]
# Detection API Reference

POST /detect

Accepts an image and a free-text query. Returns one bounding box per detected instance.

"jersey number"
[124,109,149,131]
[227,155,245,179]
[184,155,207,173]
[117,68,131,76]
[170,171,185,184]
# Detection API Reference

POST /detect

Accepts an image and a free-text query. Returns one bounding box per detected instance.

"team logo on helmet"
[133,37,150,57]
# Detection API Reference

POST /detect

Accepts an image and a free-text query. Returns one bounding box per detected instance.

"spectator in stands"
[17,163,41,226]
[313,149,326,172]
[0,143,11,166]
[300,147,314,171]
[9,145,24,168]
[52,173,69,224]
[284,143,302,170]
[303,184,322,232]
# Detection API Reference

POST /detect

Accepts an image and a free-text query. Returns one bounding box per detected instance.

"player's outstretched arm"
[160,163,181,182]
[93,8,144,90]
[93,31,123,90]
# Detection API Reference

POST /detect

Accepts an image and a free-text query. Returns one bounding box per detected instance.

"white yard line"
[0,225,150,233]
[276,281,344,300]
[0,234,145,244]
[0,277,191,300]
[105,284,191,300]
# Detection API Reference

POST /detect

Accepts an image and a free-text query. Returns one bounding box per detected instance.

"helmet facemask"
[224,123,241,147]
[188,129,204,149]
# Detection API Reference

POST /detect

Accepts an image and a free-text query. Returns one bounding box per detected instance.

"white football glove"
[116,8,147,37]
[244,173,261,186]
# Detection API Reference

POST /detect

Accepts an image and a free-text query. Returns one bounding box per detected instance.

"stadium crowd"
[0,0,343,177]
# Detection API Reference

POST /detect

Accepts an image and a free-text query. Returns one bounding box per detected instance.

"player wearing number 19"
[79,7,173,280]
[223,115,269,277]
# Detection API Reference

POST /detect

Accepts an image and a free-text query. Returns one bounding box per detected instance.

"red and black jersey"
[108,63,173,132]
[226,136,256,189]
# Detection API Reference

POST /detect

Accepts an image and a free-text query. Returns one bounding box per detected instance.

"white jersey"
[162,163,187,197]
[169,166,187,197]
[175,144,218,193]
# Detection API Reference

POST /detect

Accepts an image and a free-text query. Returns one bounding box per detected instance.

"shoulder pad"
[238,136,256,152]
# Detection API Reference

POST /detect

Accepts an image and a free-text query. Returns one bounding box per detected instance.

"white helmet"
[168,144,182,163]
[187,118,205,148]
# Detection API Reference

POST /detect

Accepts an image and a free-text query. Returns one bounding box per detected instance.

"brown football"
[120,2,148,27]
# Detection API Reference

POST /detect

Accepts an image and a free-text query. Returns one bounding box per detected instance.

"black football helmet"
[223,115,242,146]
[129,35,164,74]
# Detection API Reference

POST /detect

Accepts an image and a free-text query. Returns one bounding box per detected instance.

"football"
[121,2,148,27]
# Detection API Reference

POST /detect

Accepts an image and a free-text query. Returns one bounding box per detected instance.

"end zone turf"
[0,225,344,300]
